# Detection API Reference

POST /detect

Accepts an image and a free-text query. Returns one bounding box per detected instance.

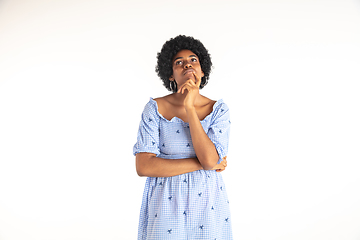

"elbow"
[136,161,147,177]
[202,164,216,171]
[135,153,154,177]
[136,164,145,177]
[202,166,213,171]
[137,169,146,177]
[200,157,218,170]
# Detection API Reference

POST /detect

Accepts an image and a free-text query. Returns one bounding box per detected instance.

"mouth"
[183,69,195,75]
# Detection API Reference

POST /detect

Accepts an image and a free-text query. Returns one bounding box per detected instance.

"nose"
[184,60,192,69]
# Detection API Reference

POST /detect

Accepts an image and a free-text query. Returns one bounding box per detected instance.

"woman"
[133,35,232,239]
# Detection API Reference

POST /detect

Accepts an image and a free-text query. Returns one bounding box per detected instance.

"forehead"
[172,49,198,61]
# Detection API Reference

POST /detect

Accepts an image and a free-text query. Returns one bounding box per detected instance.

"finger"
[188,79,196,86]
[185,78,196,86]
[181,84,188,94]
[177,87,183,94]
[177,83,183,93]
[177,83,188,94]
[181,84,191,94]
[192,72,201,87]
[182,83,194,94]
[222,162,227,168]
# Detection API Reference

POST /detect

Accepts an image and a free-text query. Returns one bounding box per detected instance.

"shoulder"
[141,98,160,119]
[211,99,230,121]
[216,99,229,111]
[199,95,216,108]
[153,94,176,107]
[197,95,217,118]
[153,94,179,116]
[205,96,229,113]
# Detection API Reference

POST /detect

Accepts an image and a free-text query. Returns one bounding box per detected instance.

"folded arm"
[136,153,227,177]
[186,106,220,170]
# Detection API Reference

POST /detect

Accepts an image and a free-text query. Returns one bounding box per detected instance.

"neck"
[172,92,202,106]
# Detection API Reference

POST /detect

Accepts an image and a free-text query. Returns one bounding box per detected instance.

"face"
[169,49,204,88]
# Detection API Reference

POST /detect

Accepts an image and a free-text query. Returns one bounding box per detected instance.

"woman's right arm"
[136,153,227,177]
[136,153,202,177]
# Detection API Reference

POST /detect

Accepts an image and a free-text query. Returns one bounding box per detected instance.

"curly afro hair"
[155,35,213,93]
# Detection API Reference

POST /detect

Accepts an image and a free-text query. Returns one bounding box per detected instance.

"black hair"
[155,35,213,92]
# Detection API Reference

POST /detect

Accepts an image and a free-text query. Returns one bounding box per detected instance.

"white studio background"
[0,0,360,239]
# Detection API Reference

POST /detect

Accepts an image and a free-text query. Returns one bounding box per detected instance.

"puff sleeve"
[207,101,231,164]
[133,100,161,156]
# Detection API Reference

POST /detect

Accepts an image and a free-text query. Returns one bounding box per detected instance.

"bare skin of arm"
[136,153,227,177]
[177,72,221,170]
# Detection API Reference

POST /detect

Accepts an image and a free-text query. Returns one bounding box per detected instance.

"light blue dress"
[133,98,232,239]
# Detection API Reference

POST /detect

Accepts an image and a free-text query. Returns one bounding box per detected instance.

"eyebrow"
[173,55,198,62]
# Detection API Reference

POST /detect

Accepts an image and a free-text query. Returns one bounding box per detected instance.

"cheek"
[173,67,182,76]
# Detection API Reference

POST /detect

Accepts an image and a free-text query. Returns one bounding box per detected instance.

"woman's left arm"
[178,73,221,170]
[186,106,220,169]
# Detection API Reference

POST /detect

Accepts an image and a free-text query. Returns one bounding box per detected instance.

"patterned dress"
[133,98,232,239]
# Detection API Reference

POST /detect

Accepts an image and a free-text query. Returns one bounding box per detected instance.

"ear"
[169,75,174,81]
[201,71,204,77]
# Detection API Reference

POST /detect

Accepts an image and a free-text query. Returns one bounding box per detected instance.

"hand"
[177,72,201,109]
[211,156,227,172]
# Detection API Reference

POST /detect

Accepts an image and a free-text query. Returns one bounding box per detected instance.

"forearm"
[136,152,203,177]
[186,106,219,170]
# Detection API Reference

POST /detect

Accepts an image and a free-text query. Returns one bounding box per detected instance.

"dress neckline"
[149,97,223,123]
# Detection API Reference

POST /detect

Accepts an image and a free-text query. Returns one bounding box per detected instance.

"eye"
[191,58,197,62]
[175,60,182,65]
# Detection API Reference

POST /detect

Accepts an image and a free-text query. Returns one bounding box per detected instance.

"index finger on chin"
[193,72,201,87]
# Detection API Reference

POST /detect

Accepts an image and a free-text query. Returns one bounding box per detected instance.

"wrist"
[194,157,204,170]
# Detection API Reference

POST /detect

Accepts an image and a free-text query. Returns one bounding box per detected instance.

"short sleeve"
[133,100,161,156]
[207,101,231,164]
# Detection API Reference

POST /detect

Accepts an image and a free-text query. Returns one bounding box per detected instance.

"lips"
[183,69,195,75]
